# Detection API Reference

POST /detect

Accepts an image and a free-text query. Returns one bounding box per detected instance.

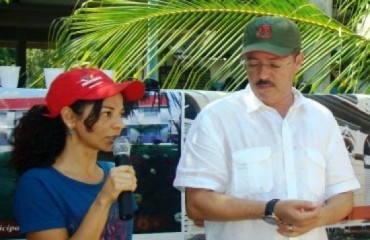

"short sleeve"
[13,173,66,234]
[324,119,360,199]
[174,109,228,193]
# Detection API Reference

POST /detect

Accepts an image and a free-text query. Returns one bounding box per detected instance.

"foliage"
[0,48,15,66]
[49,0,369,93]
[0,48,56,88]
[26,49,56,88]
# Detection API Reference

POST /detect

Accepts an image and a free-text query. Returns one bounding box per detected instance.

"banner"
[0,88,369,239]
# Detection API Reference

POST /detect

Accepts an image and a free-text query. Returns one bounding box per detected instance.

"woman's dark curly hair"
[10,98,136,176]
[10,104,68,176]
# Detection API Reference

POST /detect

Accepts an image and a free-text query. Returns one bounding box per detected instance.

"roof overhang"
[0,0,84,48]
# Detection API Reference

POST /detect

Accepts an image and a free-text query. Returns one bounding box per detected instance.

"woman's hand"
[97,165,137,205]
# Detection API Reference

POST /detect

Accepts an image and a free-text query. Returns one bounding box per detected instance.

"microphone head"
[113,136,130,156]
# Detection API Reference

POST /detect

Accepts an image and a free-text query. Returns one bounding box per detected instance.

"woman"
[11,68,145,240]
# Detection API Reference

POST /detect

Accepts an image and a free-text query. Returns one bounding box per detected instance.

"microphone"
[113,136,134,220]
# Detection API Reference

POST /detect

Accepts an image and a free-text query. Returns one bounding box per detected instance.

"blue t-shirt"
[13,161,136,239]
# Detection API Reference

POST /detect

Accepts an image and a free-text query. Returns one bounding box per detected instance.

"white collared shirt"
[174,85,360,240]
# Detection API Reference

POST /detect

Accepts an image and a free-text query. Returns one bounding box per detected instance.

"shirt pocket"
[305,148,326,197]
[231,147,273,197]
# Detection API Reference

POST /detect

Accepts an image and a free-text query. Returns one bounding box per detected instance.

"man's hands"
[185,190,353,238]
[273,192,354,237]
[274,200,321,237]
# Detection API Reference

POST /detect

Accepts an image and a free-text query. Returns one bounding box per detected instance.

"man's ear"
[60,106,76,128]
[293,52,304,75]
[296,52,304,68]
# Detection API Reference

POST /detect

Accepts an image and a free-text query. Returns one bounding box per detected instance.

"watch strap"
[264,199,280,216]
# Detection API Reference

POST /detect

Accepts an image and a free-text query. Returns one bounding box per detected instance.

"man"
[173,16,360,240]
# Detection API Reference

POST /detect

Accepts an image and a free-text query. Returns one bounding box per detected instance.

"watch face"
[262,215,279,225]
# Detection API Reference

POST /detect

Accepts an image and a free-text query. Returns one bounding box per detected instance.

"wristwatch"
[261,199,281,225]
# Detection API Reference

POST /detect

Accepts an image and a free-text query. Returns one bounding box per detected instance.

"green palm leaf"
[50,0,370,93]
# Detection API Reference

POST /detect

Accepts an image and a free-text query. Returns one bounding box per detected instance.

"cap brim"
[242,42,293,57]
[84,80,145,102]
[120,81,146,102]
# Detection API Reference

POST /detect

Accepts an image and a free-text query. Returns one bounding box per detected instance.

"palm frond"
[50,0,370,93]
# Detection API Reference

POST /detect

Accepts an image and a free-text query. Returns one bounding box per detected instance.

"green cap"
[242,16,301,56]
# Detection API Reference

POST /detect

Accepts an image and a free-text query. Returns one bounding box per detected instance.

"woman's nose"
[113,116,125,130]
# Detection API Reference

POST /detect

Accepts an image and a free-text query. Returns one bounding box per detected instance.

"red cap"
[44,68,145,118]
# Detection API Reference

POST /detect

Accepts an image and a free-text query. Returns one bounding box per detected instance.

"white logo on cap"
[79,74,103,89]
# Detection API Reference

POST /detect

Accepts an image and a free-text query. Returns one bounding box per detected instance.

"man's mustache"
[256,80,274,87]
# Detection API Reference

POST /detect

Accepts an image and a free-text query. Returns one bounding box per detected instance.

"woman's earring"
[68,125,75,135]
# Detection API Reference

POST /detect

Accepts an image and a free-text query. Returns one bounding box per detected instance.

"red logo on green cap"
[256,24,271,39]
